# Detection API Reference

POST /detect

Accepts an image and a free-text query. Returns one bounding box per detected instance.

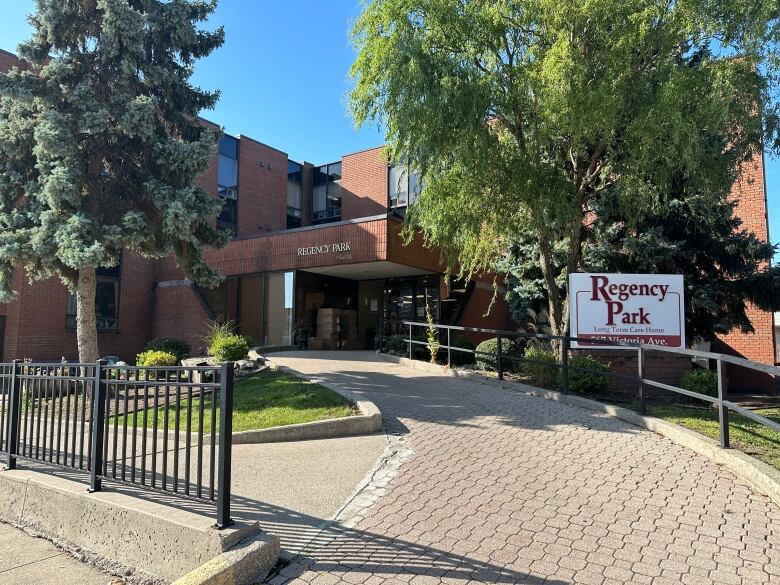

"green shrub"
[680,368,718,397]
[522,345,558,387]
[449,335,476,366]
[384,335,407,353]
[204,320,237,348]
[143,337,189,363]
[425,305,440,364]
[136,350,177,367]
[475,338,523,372]
[210,334,250,362]
[562,355,609,394]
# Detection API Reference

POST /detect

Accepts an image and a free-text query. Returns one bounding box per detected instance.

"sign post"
[569,273,685,349]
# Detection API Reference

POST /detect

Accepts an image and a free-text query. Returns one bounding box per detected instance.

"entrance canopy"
[299,260,436,281]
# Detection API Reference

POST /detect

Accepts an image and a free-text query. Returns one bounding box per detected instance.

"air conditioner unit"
[220,187,238,200]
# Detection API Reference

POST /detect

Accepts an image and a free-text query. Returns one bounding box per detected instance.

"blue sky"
[0,0,778,252]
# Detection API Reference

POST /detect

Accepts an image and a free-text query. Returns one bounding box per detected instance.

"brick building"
[0,48,776,391]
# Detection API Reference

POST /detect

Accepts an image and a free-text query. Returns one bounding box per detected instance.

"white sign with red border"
[569,273,685,349]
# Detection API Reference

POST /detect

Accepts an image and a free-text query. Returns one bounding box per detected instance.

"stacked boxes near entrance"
[310,309,359,351]
[0,47,776,392]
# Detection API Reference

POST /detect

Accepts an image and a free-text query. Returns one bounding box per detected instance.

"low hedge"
[680,368,718,397]
[475,337,524,373]
[522,345,558,387]
[143,337,189,363]
[136,350,177,367]
[562,355,609,394]
[210,334,250,362]
[385,335,408,354]
[449,335,476,366]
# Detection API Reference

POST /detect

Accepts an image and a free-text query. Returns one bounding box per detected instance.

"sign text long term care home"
[297,242,352,256]
[569,273,685,349]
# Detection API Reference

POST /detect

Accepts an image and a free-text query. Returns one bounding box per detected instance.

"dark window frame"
[65,264,122,332]
[311,161,342,225]
[287,160,303,229]
[388,164,421,210]
[217,135,239,236]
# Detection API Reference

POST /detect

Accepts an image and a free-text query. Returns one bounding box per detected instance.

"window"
[217,135,239,234]
[66,265,121,331]
[287,160,303,229]
[198,277,239,325]
[265,271,294,346]
[312,162,342,224]
[389,164,421,209]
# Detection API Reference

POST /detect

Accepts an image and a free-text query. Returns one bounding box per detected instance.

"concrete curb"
[0,467,278,583]
[377,352,780,510]
[170,531,280,585]
[227,361,382,444]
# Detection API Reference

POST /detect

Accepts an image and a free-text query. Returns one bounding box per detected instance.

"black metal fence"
[382,321,780,451]
[1,360,234,528]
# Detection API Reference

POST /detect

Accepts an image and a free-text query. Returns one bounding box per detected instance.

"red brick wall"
[716,153,777,391]
[196,150,218,202]
[236,137,289,236]
[156,218,391,280]
[1,252,155,363]
[341,147,389,220]
[152,283,212,357]
[0,49,27,73]
[575,350,691,394]
[386,220,444,273]
[457,283,510,344]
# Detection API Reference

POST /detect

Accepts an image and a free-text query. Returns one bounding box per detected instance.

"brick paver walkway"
[267,352,780,585]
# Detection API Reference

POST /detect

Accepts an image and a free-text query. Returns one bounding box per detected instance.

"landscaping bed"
[120,369,357,433]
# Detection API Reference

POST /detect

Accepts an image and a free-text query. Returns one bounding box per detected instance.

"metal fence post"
[408,323,413,360]
[717,358,730,448]
[497,335,504,381]
[637,346,646,416]
[4,360,21,470]
[89,360,107,492]
[216,362,234,529]
[447,328,452,368]
[561,338,570,394]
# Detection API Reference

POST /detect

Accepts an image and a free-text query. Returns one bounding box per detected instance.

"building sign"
[297,242,352,257]
[569,273,685,349]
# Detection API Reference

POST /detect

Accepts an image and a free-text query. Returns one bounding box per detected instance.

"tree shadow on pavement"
[273,351,645,439]
[100,483,569,584]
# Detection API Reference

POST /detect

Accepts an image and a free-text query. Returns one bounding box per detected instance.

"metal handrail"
[384,321,780,450]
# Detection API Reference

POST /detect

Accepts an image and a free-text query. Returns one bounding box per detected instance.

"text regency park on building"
[0,48,776,393]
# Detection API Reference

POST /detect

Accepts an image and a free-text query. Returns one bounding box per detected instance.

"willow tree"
[0,0,228,362]
[350,0,780,343]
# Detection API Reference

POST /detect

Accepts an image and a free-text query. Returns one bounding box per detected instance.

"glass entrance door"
[264,271,294,346]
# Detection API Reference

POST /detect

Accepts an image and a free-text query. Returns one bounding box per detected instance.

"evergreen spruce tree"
[0,0,228,362]
[500,175,780,344]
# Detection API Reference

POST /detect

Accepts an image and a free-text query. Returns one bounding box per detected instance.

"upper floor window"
[287,160,303,229]
[217,135,239,235]
[389,164,421,209]
[66,263,121,331]
[312,161,342,225]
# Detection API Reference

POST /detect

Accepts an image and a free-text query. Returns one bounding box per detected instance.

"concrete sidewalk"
[230,433,387,555]
[0,521,116,585]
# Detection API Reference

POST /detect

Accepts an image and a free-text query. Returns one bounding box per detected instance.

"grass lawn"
[649,404,780,471]
[119,370,356,433]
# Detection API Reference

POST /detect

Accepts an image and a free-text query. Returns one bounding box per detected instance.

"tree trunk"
[538,218,585,362]
[76,266,100,363]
